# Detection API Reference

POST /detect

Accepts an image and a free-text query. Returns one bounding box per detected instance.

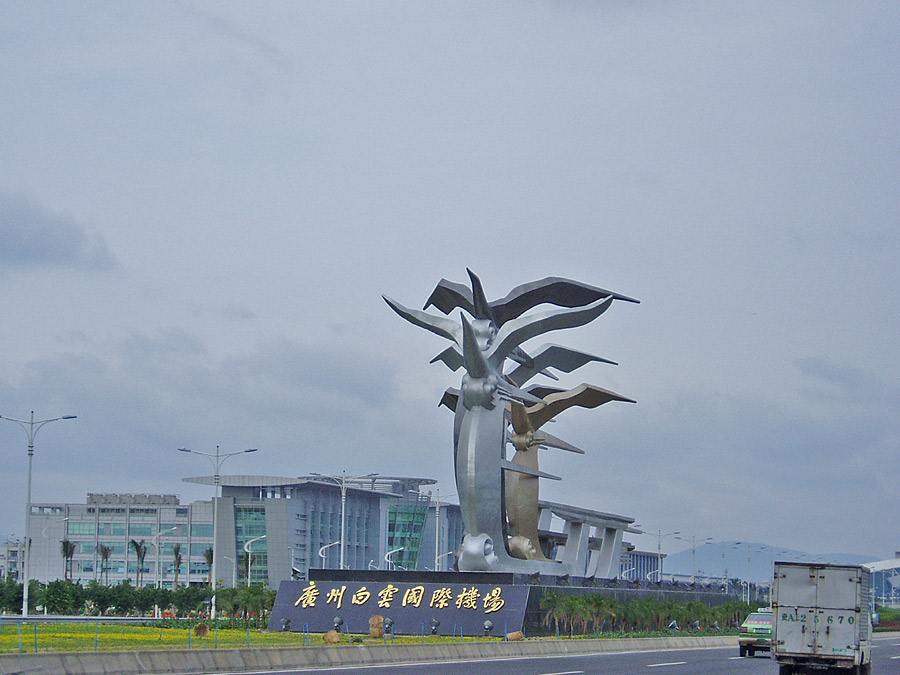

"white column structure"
[540,501,638,579]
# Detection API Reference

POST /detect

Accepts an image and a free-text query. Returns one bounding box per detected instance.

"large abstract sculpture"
[384,271,637,576]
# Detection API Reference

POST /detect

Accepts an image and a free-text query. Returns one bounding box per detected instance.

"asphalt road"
[213,635,900,675]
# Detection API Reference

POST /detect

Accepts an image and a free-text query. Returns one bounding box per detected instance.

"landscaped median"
[0,633,738,675]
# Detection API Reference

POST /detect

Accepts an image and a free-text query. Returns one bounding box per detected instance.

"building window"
[235,506,267,584]
[98,523,127,536]
[387,502,429,570]
[128,523,153,537]
[68,522,97,536]
[190,524,213,538]
[190,543,212,557]
[159,523,188,537]
[190,561,209,575]
[98,542,126,555]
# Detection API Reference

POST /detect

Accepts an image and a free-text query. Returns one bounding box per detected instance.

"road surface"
[206,634,900,674]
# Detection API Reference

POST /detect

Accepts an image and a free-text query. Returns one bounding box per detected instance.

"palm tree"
[238,551,250,584]
[172,543,183,589]
[60,539,76,581]
[98,545,112,585]
[129,539,148,586]
[540,592,564,636]
[203,547,214,587]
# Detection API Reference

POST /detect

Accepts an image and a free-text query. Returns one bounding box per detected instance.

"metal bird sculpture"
[384,270,637,576]
[424,274,639,326]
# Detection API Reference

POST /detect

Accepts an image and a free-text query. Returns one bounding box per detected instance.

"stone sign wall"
[269,578,529,636]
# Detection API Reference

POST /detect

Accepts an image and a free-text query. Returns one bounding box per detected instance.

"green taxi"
[739,609,772,657]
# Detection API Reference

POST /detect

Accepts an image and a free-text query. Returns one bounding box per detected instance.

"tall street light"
[655,529,681,582]
[410,486,457,572]
[1,411,77,617]
[152,526,178,589]
[318,541,339,569]
[151,526,177,618]
[179,445,258,619]
[385,547,404,571]
[674,535,714,576]
[310,472,378,570]
[244,534,266,587]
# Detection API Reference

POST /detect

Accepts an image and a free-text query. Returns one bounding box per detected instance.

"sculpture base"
[269,570,735,636]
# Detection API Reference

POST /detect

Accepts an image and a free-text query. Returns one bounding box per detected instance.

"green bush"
[539,593,754,636]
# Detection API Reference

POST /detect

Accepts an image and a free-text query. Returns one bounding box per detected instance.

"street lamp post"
[674,535,713,576]
[178,446,258,619]
[385,547,404,571]
[409,486,456,571]
[244,535,266,587]
[310,472,378,570]
[1,411,77,617]
[655,529,680,582]
[153,526,178,591]
[318,541,339,569]
[150,526,177,618]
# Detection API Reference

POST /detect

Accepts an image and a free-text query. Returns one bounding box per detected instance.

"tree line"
[57,538,212,587]
[539,593,758,636]
[0,576,275,622]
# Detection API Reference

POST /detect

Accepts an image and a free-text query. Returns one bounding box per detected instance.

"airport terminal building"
[23,475,466,588]
[21,473,638,589]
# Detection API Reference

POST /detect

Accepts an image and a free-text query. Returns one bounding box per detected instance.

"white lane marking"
[193,644,737,674]
[728,656,744,659]
[538,671,584,675]
[647,663,687,668]
[890,655,900,660]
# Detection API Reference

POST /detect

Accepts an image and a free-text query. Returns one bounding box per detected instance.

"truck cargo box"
[771,562,871,674]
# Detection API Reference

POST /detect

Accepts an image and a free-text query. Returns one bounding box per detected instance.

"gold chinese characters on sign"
[293,582,507,614]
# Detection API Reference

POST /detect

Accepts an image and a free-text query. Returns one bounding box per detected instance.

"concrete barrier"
[0,635,738,674]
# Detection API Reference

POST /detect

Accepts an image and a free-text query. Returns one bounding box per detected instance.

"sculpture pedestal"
[269,570,527,637]
[269,569,738,636]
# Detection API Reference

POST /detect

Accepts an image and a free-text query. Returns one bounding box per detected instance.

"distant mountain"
[661,540,879,582]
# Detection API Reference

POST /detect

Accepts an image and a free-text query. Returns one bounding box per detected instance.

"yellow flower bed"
[0,623,487,654]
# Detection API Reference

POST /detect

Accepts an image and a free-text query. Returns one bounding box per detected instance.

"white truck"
[771,561,872,674]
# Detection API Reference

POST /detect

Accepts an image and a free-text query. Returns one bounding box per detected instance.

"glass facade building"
[183,474,456,588]
[22,476,469,589]
[27,493,213,587]
[386,496,430,570]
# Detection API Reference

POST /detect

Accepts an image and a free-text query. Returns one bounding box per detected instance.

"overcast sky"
[1,1,897,560]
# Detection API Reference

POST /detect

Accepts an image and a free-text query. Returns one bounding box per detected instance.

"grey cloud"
[219,304,256,321]
[795,356,900,407]
[2,329,420,479]
[535,373,898,558]
[796,357,869,390]
[0,190,116,271]
[173,0,293,71]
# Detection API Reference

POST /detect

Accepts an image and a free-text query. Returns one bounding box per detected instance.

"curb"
[0,635,737,674]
